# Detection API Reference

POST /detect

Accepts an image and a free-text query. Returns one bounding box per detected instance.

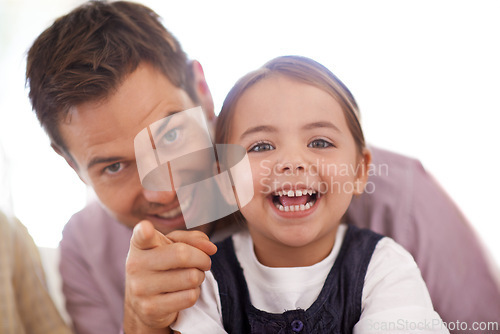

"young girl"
[171,56,448,333]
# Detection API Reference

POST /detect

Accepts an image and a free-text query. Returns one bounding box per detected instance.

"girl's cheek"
[251,163,270,192]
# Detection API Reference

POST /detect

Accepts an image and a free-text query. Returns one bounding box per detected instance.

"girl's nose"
[275,148,309,174]
[276,161,306,173]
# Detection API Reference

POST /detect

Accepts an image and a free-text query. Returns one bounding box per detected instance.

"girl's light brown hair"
[215,55,365,155]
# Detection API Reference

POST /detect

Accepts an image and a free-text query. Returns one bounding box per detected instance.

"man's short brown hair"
[26,0,198,153]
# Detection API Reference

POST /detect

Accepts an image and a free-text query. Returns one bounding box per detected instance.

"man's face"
[58,63,214,234]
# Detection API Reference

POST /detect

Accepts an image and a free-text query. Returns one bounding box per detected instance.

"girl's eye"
[104,162,123,174]
[308,139,333,149]
[249,142,275,152]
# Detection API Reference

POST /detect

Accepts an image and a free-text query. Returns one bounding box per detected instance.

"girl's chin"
[257,226,322,248]
[276,233,319,248]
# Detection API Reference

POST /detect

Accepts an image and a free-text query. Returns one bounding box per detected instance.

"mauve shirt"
[59,146,500,334]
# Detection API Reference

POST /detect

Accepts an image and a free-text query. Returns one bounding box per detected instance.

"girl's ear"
[354,148,372,196]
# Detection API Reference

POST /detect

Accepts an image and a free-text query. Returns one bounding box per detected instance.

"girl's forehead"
[230,76,349,134]
[239,75,337,109]
[237,76,342,114]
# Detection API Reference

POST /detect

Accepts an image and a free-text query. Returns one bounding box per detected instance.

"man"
[0,210,72,334]
[25,1,500,334]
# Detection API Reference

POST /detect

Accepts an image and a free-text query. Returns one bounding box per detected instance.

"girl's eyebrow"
[239,125,277,140]
[303,121,342,133]
[239,122,342,141]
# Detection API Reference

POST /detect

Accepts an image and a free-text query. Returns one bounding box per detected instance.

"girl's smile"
[270,188,319,213]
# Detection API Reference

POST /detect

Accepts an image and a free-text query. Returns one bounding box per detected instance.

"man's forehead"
[58,63,197,163]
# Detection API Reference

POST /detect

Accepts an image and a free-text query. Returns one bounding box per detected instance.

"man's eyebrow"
[239,125,278,140]
[87,112,184,170]
[87,156,124,170]
[154,110,183,137]
[302,121,342,133]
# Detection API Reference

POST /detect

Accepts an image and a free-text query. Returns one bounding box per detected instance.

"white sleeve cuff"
[170,271,226,334]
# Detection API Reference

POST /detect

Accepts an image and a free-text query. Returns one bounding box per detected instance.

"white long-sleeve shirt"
[172,224,449,333]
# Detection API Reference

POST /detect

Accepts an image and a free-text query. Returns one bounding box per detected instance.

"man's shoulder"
[365,145,429,193]
[369,145,423,172]
[61,201,130,245]
[64,201,112,231]
[346,146,431,233]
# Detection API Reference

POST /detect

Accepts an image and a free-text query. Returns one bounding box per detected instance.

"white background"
[0,0,499,268]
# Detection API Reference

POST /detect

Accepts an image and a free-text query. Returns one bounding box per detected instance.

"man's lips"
[150,195,194,219]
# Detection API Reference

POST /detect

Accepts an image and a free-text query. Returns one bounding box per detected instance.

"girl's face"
[228,75,370,266]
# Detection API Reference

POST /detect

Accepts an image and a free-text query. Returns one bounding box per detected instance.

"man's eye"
[249,142,275,152]
[160,127,180,145]
[308,139,333,149]
[104,162,122,174]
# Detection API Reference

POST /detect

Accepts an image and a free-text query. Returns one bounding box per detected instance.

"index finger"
[167,229,217,256]
[131,220,172,251]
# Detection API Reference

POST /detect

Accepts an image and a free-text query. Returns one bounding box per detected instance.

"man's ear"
[191,60,215,121]
[354,148,372,196]
[51,143,87,185]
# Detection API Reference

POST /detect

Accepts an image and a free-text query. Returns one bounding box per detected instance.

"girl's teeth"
[274,189,317,197]
[274,200,316,212]
[272,188,318,212]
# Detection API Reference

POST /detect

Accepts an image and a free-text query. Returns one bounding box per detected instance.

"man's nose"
[142,189,177,204]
